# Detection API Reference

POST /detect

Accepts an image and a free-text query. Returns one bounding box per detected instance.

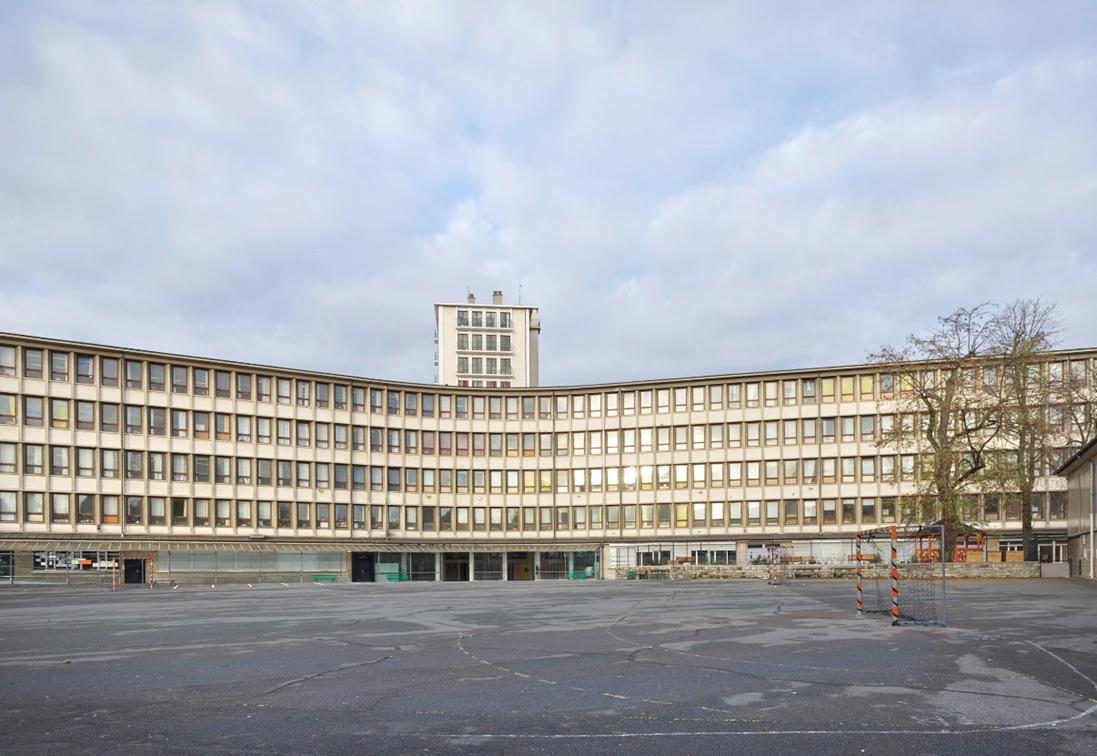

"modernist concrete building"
[434,291,540,388]
[1,331,1093,584]
[1058,437,1097,579]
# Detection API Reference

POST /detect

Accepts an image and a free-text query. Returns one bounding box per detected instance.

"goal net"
[856,525,945,626]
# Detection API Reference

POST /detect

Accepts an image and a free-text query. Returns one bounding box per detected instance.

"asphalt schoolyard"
[1,577,1095,755]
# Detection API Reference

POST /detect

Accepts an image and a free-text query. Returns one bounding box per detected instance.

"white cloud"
[0,1,1095,384]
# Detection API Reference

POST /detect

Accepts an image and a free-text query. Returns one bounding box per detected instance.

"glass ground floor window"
[32,551,118,571]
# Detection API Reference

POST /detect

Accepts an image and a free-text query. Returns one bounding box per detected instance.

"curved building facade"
[0,332,1092,584]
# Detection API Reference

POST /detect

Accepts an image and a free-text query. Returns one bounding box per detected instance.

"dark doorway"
[443,553,469,582]
[351,552,375,583]
[123,559,145,584]
[507,552,535,580]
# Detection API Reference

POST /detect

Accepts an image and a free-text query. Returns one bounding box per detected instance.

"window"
[101,449,119,479]
[257,459,272,486]
[0,491,16,522]
[125,406,142,434]
[802,379,816,404]
[50,398,70,429]
[171,366,188,393]
[840,417,854,442]
[0,345,15,376]
[800,418,816,444]
[171,410,188,438]
[50,446,70,476]
[861,415,875,441]
[195,456,210,483]
[861,457,875,482]
[125,360,142,389]
[801,459,817,484]
[73,400,93,431]
[24,348,43,379]
[214,413,231,441]
[24,396,43,427]
[148,363,166,392]
[277,378,291,404]
[0,394,14,425]
[215,457,231,483]
[237,374,252,400]
[172,454,188,481]
[275,461,290,487]
[297,380,311,406]
[98,357,118,387]
[148,407,165,436]
[51,493,70,523]
[277,419,291,446]
[236,415,252,442]
[194,368,209,396]
[125,451,143,479]
[215,371,231,398]
[257,376,272,402]
[170,498,188,526]
[781,419,796,445]
[0,442,15,473]
[148,452,165,481]
[50,351,69,381]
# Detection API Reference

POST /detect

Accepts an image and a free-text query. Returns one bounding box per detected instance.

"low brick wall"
[613,562,1042,580]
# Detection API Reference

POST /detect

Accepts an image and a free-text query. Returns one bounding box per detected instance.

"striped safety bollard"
[890,525,899,623]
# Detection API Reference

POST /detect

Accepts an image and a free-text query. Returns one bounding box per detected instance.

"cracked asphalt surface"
[1,578,1095,755]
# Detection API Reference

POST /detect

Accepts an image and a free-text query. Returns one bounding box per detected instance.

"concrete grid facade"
[1058,437,1097,579]
[0,332,1093,584]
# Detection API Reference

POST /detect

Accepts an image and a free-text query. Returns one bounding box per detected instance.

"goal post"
[857,524,945,627]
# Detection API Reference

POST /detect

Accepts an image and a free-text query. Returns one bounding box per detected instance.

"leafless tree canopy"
[870,299,1089,560]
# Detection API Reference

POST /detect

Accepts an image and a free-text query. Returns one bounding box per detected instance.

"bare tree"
[870,305,1005,560]
[987,298,1090,560]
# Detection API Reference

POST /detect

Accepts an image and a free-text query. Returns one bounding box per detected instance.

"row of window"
[6,397,1088,463]
[456,356,513,376]
[1,492,1065,528]
[0,440,1071,494]
[455,310,512,329]
[16,345,1090,417]
[455,333,513,352]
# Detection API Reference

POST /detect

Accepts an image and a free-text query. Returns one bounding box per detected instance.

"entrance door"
[443,553,469,581]
[507,552,535,580]
[351,552,375,583]
[123,559,145,584]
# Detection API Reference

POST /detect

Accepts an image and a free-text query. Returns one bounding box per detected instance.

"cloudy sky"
[2,1,1095,386]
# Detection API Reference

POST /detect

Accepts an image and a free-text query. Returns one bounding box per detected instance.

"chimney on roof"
[492,290,503,305]
[467,293,476,304]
